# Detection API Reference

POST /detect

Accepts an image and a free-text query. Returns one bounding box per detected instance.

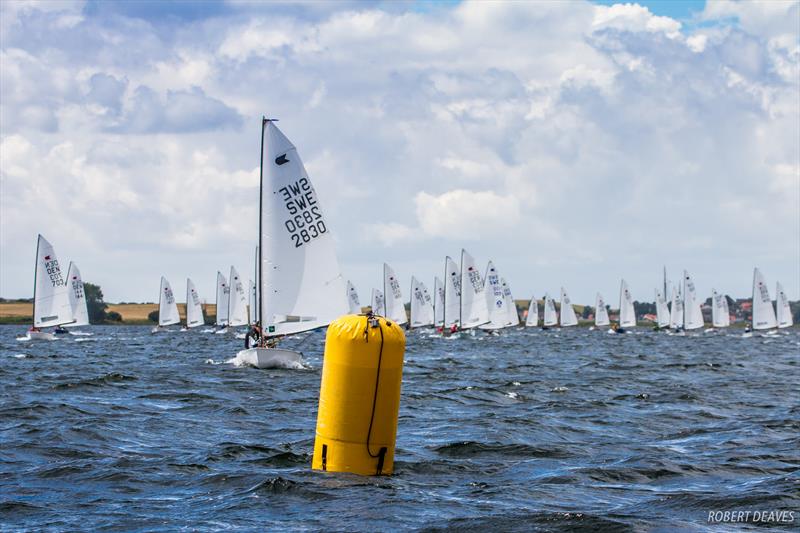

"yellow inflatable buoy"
[312,314,406,475]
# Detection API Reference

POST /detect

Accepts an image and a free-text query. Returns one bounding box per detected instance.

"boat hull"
[235,347,304,369]
[28,330,56,341]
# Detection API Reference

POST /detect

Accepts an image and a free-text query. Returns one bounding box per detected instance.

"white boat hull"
[27,330,56,341]
[235,347,304,369]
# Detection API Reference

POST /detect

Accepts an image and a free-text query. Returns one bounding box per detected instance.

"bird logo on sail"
[275,154,290,165]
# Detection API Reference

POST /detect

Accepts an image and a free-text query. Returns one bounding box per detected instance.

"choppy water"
[1,324,798,531]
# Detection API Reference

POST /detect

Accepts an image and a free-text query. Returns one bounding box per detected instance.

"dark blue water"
[1,325,798,531]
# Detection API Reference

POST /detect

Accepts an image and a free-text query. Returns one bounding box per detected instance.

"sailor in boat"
[244,323,262,349]
[743,322,752,334]
[54,326,69,335]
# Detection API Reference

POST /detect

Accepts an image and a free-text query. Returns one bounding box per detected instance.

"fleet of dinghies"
[21,120,795,357]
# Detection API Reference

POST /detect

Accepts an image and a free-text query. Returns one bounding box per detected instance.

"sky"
[1,0,798,306]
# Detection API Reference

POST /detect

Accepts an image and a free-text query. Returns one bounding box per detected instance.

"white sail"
[669,286,683,329]
[619,279,636,328]
[33,235,74,328]
[444,256,461,328]
[258,120,348,337]
[460,249,489,329]
[655,288,670,328]
[559,287,578,327]
[776,281,792,328]
[65,262,89,327]
[228,266,249,327]
[186,278,204,328]
[215,271,230,326]
[346,280,361,314]
[543,293,558,327]
[682,270,704,330]
[371,288,385,316]
[525,296,539,327]
[751,268,777,330]
[158,276,180,326]
[433,277,445,327]
[501,278,519,326]
[481,261,507,330]
[410,276,434,328]
[383,263,407,325]
[595,293,610,327]
[711,289,730,328]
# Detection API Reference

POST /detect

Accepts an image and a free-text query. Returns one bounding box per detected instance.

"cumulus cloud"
[0,1,797,303]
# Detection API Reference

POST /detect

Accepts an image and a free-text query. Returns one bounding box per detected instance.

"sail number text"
[278,178,327,248]
[45,259,66,288]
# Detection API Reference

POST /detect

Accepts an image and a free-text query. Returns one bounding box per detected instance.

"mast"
[258,117,266,346]
[443,257,448,329]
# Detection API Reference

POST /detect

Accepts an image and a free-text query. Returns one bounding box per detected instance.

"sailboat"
[409,276,434,328]
[542,293,558,330]
[26,234,74,340]
[185,278,205,329]
[501,278,519,327]
[559,287,578,328]
[371,288,385,315]
[525,296,539,327]
[776,282,793,329]
[711,289,730,329]
[433,277,445,328]
[250,245,259,325]
[442,256,461,333]
[215,271,230,333]
[228,266,249,329]
[669,285,683,331]
[594,293,610,328]
[248,279,256,324]
[346,280,361,314]
[236,118,348,368]
[460,249,490,330]
[65,262,90,332]
[152,276,180,332]
[383,263,408,325]
[617,279,636,333]
[751,268,777,333]
[654,288,670,330]
[481,261,508,331]
[682,271,704,331]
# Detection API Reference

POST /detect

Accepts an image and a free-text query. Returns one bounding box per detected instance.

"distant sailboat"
[669,286,683,330]
[501,278,519,327]
[346,280,361,314]
[250,245,259,324]
[443,256,461,332]
[711,289,730,328]
[776,282,793,329]
[481,261,508,331]
[228,266,249,328]
[185,278,205,328]
[525,296,539,327]
[618,279,636,331]
[433,277,445,327]
[248,279,256,324]
[27,234,74,340]
[682,271,703,331]
[384,263,407,325]
[654,288,670,330]
[410,276,434,328]
[237,119,348,368]
[215,271,230,331]
[153,276,180,332]
[542,293,558,329]
[371,288,385,315]
[65,262,90,329]
[460,249,490,330]
[559,287,578,327]
[751,268,777,332]
[595,293,610,327]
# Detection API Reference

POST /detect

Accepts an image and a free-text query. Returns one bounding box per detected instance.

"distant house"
[642,314,657,323]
